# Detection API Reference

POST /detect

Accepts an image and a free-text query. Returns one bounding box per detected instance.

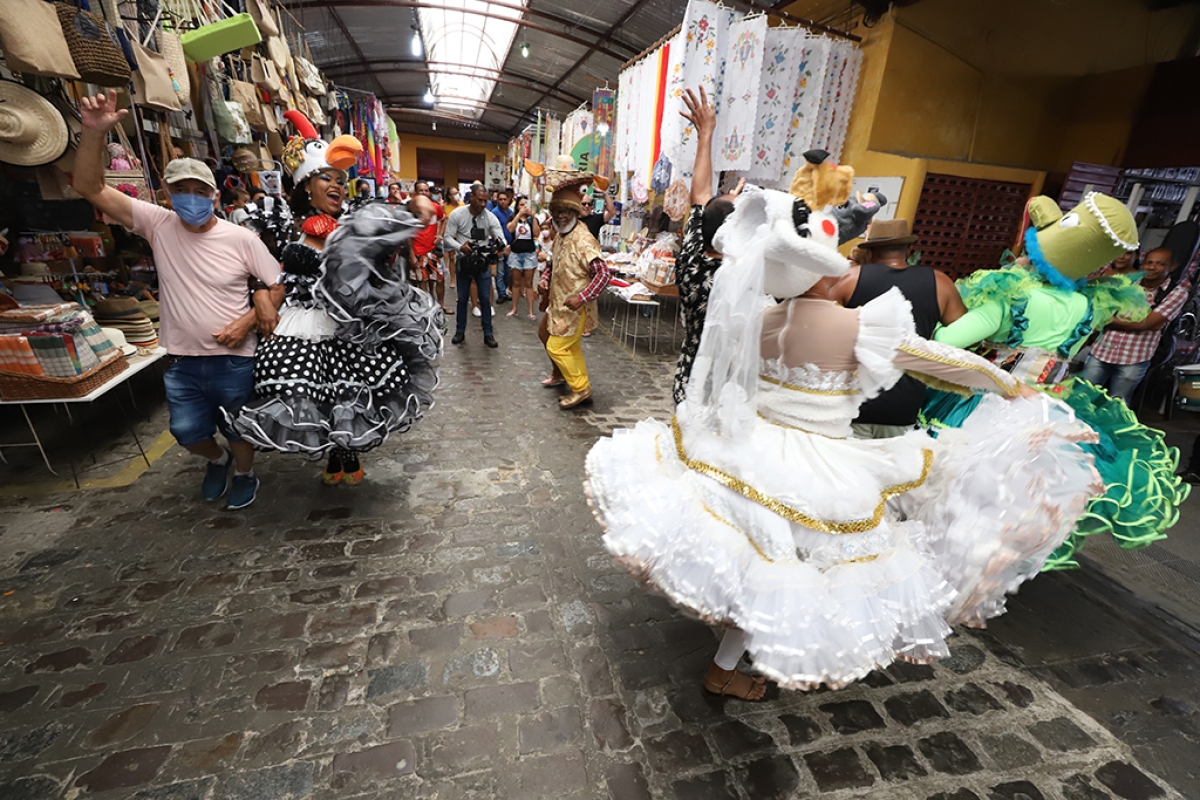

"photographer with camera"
[444,185,508,348]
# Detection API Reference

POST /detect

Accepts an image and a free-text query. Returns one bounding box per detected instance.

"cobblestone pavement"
[0,309,1192,799]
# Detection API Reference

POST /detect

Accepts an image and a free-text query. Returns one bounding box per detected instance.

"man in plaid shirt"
[1082,247,1189,402]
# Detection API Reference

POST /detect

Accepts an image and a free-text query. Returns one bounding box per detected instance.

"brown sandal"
[703,666,767,701]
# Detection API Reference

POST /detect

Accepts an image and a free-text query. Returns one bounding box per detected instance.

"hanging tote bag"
[0,0,81,79]
[54,0,132,86]
[131,41,183,112]
[246,0,277,37]
[251,54,281,100]
[180,0,262,63]
[153,8,191,106]
[231,78,265,129]
[104,123,149,201]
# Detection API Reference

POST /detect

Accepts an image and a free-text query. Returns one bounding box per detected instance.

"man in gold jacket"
[539,176,613,409]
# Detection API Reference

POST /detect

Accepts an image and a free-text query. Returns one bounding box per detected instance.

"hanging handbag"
[294,55,324,96]
[0,0,81,79]
[180,0,262,63]
[251,54,281,99]
[153,8,191,106]
[231,78,265,129]
[266,30,289,69]
[54,0,132,87]
[246,0,277,37]
[131,40,183,112]
[206,72,237,143]
[104,123,149,201]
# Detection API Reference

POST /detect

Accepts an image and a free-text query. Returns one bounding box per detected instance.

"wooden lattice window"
[911,174,1031,279]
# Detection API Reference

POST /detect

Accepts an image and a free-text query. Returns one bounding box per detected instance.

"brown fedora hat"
[860,218,917,247]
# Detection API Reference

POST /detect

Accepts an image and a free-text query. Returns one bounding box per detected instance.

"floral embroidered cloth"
[715,14,766,172]
[777,36,831,189]
[741,27,807,184]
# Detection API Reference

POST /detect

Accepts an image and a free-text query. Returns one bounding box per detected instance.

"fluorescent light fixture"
[417,0,526,120]
[411,32,421,57]
[520,43,529,58]
[424,88,435,104]
[596,121,610,135]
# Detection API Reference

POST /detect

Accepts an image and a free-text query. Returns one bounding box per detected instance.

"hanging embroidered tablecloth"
[617,66,636,172]
[545,115,562,162]
[776,35,831,189]
[741,26,806,184]
[715,14,766,172]
[813,40,862,162]
[660,0,733,187]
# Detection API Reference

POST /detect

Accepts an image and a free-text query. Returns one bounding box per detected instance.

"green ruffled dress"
[924,264,1189,570]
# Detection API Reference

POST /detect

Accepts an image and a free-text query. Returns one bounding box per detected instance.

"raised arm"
[935,271,969,325]
[74,90,136,230]
[895,333,1026,397]
[680,87,716,207]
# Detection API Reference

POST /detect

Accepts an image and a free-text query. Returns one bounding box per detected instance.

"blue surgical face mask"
[172,192,216,226]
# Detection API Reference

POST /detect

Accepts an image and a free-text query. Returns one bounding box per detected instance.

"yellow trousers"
[546,311,589,392]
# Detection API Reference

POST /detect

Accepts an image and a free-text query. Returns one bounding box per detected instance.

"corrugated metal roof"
[281,0,690,141]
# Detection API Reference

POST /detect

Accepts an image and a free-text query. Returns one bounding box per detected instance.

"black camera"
[460,239,502,276]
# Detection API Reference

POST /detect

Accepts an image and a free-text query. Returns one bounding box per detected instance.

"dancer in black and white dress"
[232,111,443,485]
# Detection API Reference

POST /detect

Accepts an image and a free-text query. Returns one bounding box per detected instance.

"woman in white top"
[505,195,541,319]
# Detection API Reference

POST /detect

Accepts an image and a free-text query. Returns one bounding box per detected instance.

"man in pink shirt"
[75,90,283,509]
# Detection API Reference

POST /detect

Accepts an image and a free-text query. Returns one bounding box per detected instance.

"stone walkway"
[0,310,1188,799]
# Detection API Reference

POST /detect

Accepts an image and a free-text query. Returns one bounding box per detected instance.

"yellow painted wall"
[394,132,507,182]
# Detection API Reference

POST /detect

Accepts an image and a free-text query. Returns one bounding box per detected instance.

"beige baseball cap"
[162,158,217,192]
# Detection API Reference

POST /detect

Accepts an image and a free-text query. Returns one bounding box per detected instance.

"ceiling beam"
[508,0,655,135]
[323,6,390,99]
[281,0,642,61]
[323,60,588,106]
[386,95,535,122]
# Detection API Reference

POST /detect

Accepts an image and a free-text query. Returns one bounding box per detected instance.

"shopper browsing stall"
[73,90,283,510]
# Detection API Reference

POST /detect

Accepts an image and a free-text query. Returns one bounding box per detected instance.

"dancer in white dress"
[585,178,1103,697]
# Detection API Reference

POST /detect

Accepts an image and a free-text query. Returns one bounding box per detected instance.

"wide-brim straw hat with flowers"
[0,81,69,167]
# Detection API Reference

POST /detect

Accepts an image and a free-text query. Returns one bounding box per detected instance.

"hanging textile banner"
[777,36,831,189]
[546,115,561,162]
[591,88,615,179]
[812,40,862,162]
[716,14,766,172]
[650,42,670,180]
[742,27,806,184]
[660,0,733,186]
[616,66,635,172]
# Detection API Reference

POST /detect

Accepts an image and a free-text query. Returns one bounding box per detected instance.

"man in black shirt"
[830,219,967,438]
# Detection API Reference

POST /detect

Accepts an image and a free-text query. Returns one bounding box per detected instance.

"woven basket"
[54,2,131,87]
[0,350,128,400]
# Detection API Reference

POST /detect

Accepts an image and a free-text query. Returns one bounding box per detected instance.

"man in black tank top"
[830,219,968,438]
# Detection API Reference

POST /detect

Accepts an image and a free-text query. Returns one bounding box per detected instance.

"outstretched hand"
[680,86,716,137]
[79,89,128,134]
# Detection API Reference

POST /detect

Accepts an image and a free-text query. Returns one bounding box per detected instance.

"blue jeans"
[163,355,256,446]
[495,252,512,299]
[456,264,493,336]
[1080,354,1151,403]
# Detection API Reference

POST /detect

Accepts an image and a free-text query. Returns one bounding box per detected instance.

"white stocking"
[713,628,749,670]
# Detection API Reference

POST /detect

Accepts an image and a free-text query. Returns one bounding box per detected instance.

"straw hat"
[100,327,137,357]
[0,81,69,167]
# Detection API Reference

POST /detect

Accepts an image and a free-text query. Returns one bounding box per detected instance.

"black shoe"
[495,296,509,305]
[451,332,465,345]
[484,335,498,348]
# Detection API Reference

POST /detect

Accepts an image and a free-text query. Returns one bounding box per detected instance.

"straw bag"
[155,24,191,105]
[246,0,277,37]
[294,55,324,96]
[180,0,262,63]
[0,0,81,79]
[231,79,265,129]
[251,54,282,100]
[131,40,183,112]
[54,0,132,86]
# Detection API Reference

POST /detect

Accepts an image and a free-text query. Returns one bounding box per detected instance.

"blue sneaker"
[226,473,260,510]
[202,451,232,500]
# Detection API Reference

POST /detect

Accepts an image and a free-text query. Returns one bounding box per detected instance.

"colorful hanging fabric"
[741,27,806,184]
[716,14,766,171]
[650,43,669,180]
[617,66,634,172]
[591,88,615,179]
[777,35,831,189]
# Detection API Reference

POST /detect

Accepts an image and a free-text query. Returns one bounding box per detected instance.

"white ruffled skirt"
[584,394,1101,689]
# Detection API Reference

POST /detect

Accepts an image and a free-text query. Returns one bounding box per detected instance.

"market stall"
[0,0,400,474]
